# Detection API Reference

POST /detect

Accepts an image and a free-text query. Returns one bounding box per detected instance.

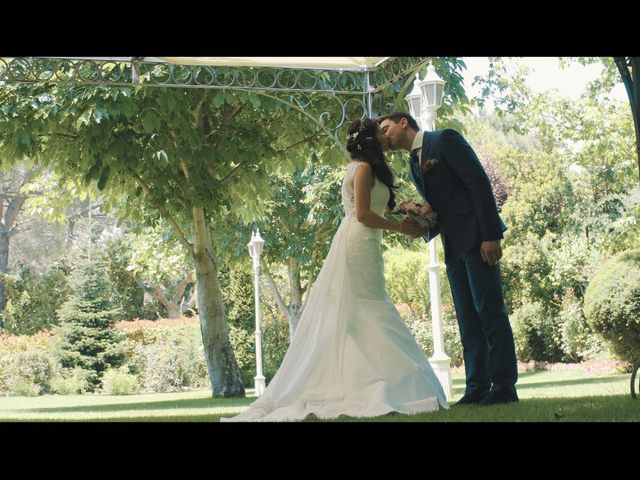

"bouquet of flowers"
[388,200,438,229]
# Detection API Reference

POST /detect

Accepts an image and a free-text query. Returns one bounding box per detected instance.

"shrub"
[511,301,563,362]
[0,349,57,396]
[141,343,186,392]
[0,264,72,335]
[583,249,640,364]
[558,291,605,362]
[262,318,290,384]
[402,303,463,367]
[384,247,430,320]
[115,317,209,392]
[101,366,138,395]
[50,367,92,395]
[228,324,255,386]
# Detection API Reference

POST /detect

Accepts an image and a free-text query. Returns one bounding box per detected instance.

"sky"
[460,57,628,110]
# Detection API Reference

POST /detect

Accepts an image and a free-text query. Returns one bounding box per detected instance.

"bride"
[221,118,448,422]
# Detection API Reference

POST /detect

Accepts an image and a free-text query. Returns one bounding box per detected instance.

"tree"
[0,161,40,318]
[215,163,344,337]
[107,223,195,319]
[53,252,126,389]
[0,80,337,397]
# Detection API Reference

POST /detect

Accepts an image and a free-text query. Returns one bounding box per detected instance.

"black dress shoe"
[454,391,489,406]
[478,390,519,406]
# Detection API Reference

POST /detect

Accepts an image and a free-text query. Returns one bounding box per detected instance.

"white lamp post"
[247,229,266,396]
[405,63,453,400]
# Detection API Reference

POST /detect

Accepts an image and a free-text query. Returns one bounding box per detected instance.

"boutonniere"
[421,158,439,174]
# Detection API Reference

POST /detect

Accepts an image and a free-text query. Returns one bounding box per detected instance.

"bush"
[228,324,255,386]
[101,366,138,395]
[0,349,57,396]
[119,319,209,393]
[0,264,72,335]
[104,240,147,320]
[141,343,187,392]
[583,249,640,364]
[50,367,92,395]
[558,291,605,362]
[402,303,463,367]
[384,247,430,319]
[262,319,290,384]
[511,301,563,362]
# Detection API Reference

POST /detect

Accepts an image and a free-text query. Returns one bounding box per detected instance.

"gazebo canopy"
[156,57,390,70]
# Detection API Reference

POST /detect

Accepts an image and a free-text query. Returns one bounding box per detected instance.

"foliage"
[583,249,640,364]
[104,223,195,319]
[100,365,138,395]
[50,366,92,395]
[0,263,72,334]
[228,324,256,386]
[558,290,605,362]
[383,246,430,319]
[104,238,152,320]
[219,265,255,332]
[52,253,127,389]
[115,318,209,393]
[402,303,464,367]
[0,349,57,396]
[261,318,291,383]
[511,301,563,362]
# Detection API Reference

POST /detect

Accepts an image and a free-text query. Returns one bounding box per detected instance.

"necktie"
[410,149,420,178]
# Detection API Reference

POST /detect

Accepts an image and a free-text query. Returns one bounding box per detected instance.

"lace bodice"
[341,161,390,217]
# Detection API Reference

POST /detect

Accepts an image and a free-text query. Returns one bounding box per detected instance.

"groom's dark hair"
[376,112,420,132]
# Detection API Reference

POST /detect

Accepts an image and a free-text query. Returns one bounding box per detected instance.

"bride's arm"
[354,162,406,234]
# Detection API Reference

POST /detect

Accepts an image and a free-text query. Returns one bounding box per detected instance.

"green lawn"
[0,369,638,422]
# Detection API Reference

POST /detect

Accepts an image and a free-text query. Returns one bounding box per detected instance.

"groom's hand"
[480,240,502,266]
[401,218,428,238]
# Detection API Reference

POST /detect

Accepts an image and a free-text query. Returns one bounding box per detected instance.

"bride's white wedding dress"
[221,161,448,422]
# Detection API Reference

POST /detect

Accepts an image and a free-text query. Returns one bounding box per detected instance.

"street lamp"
[247,229,266,396]
[405,62,453,400]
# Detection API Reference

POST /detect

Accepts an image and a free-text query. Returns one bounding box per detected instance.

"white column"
[420,109,453,400]
[250,231,266,397]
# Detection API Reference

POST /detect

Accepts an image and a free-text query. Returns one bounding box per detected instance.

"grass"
[0,369,638,422]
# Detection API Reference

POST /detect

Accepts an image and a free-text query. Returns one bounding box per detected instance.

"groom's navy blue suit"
[409,128,518,400]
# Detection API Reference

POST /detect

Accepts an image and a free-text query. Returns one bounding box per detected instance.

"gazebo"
[0,56,459,396]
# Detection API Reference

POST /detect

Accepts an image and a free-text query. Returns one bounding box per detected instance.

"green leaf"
[75,110,92,129]
[249,95,261,109]
[212,93,226,108]
[141,112,156,133]
[97,167,110,191]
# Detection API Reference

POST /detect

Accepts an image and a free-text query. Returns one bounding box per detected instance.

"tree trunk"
[135,270,193,319]
[287,257,303,336]
[192,206,244,397]
[260,256,305,340]
[0,226,9,318]
[147,284,181,319]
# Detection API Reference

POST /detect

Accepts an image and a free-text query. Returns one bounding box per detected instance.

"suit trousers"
[445,245,518,397]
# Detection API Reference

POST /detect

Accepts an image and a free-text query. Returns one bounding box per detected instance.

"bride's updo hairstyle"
[345,117,397,210]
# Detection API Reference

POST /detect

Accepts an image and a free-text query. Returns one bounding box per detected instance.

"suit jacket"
[409,129,507,264]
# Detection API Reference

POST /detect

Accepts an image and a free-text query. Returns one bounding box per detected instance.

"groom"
[377,112,518,406]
